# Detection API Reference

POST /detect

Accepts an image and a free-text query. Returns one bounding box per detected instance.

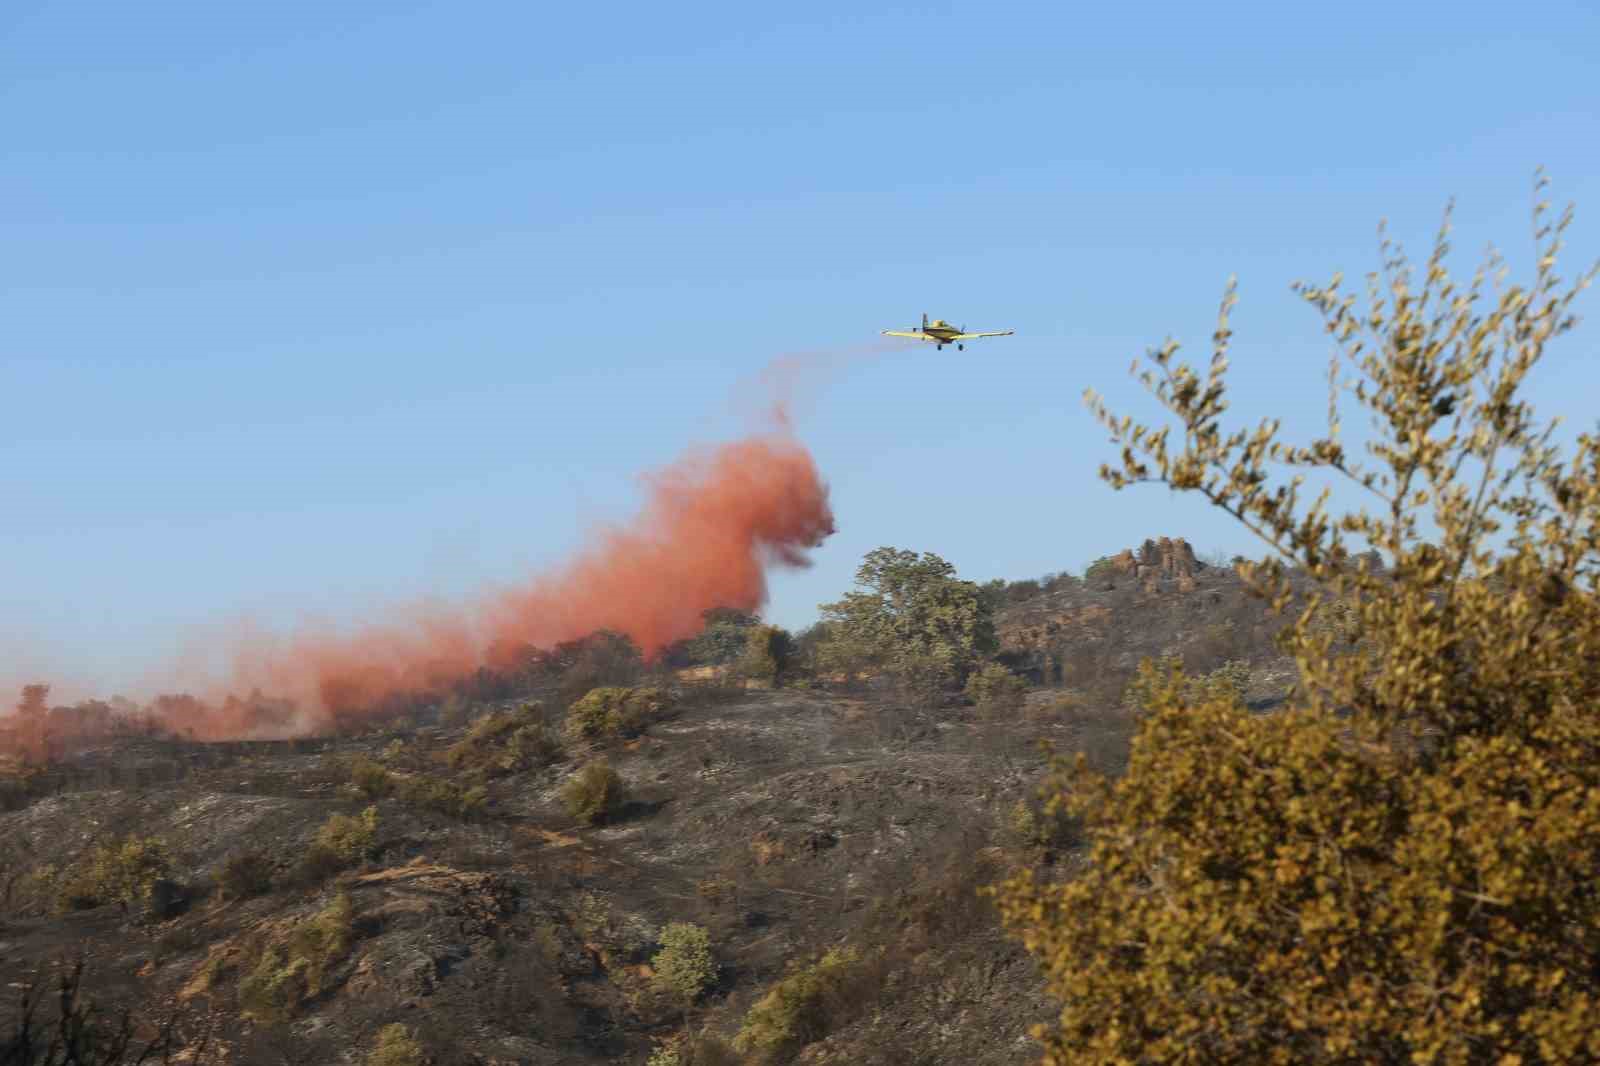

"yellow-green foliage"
[651,922,716,1004]
[963,662,1028,715]
[366,1023,425,1066]
[733,946,861,1061]
[444,701,560,775]
[349,755,394,799]
[560,759,627,826]
[1120,653,1252,712]
[736,624,793,684]
[992,184,1600,1064]
[238,892,357,1021]
[314,805,379,863]
[562,686,666,744]
[1007,795,1076,851]
[53,835,172,913]
[396,775,487,820]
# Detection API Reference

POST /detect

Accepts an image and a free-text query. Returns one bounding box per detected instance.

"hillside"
[0,538,1305,1065]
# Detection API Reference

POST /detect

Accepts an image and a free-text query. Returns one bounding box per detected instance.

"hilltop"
[1,537,1308,1065]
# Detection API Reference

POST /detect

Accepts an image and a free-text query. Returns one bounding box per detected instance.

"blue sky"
[4,1,1598,695]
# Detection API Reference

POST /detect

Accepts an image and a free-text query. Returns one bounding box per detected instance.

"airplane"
[881,313,1014,351]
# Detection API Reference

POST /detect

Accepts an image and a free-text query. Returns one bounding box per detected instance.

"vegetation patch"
[237,892,358,1021]
[560,759,628,826]
[46,835,173,915]
[562,686,668,744]
[445,701,564,775]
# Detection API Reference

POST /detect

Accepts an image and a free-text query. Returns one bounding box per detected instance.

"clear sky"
[4,1,1598,696]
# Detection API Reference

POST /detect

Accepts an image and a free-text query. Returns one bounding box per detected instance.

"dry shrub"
[216,850,275,902]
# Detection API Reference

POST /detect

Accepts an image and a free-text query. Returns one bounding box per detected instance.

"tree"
[15,685,49,718]
[735,625,794,686]
[817,548,996,695]
[990,181,1600,1064]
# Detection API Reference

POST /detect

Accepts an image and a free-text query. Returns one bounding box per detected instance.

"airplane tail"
[922,312,928,330]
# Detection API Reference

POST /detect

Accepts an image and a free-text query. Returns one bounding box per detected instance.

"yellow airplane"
[882,313,1014,351]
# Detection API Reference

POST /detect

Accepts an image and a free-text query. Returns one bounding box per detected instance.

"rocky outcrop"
[1107,536,1203,591]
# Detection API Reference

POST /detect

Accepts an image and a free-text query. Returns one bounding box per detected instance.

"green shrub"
[313,805,378,862]
[733,946,863,1062]
[366,1022,425,1066]
[1120,653,1252,713]
[963,662,1027,715]
[736,625,794,685]
[561,759,627,826]
[396,775,488,820]
[349,756,394,799]
[292,806,379,884]
[239,892,356,1021]
[1006,796,1077,852]
[562,686,666,744]
[651,922,716,1005]
[217,849,275,901]
[53,835,172,914]
[445,702,561,775]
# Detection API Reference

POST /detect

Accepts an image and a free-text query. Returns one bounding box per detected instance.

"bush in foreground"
[991,183,1600,1064]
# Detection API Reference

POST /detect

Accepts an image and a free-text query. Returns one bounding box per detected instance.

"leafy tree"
[817,548,997,694]
[736,624,794,685]
[990,181,1600,1064]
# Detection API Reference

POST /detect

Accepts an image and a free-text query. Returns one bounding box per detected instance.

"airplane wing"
[881,330,927,338]
[951,330,1014,339]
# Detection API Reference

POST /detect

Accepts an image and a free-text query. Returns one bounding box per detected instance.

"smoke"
[216,432,833,734]
[2,370,837,751]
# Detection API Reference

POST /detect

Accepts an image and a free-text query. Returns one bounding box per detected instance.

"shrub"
[292,806,379,884]
[562,686,666,744]
[53,835,172,914]
[239,892,356,1021]
[366,1023,425,1066]
[1006,796,1077,852]
[1120,653,1252,712]
[651,922,716,1005]
[733,946,864,1062]
[962,662,1027,716]
[348,756,394,799]
[314,806,379,863]
[993,184,1600,1063]
[735,625,794,685]
[217,849,275,901]
[395,775,488,820]
[560,759,626,826]
[445,702,562,776]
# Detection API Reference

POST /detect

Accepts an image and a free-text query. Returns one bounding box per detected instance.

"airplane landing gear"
[958,343,964,351]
